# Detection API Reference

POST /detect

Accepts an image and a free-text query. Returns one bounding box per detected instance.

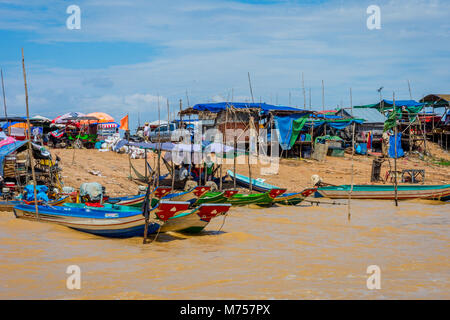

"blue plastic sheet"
[388,132,404,158]
[274,115,307,150]
[24,185,49,202]
[192,102,309,115]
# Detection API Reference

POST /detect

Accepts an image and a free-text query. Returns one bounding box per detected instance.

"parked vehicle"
[149,122,190,143]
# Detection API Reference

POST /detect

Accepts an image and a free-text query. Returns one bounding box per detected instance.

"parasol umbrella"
[81,112,115,124]
[51,112,86,124]
[31,115,51,122]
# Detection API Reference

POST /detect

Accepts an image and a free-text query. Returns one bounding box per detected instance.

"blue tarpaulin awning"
[0,140,28,176]
[192,102,309,115]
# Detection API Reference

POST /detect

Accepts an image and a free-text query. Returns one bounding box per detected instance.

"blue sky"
[0,0,449,129]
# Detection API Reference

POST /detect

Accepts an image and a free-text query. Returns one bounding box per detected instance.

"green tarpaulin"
[289,116,308,147]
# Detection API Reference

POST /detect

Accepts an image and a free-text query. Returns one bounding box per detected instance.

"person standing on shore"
[143,122,150,142]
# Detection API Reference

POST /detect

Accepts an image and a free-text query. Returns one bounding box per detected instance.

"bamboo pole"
[179,99,183,127]
[21,49,39,219]
[157,98,161,187]
[185,90,190,107]
[219,110,227,191]
[393,93,398,207]
[1,69,8,122]
[248,116,254,193]
[407,80,413,100]
[127,113,131,179]
[309,88,312,110]
[233,110,237,189]
[322,80,325,111]
[302,72,306,109]
[143,177,156,244]
[168,99,175,189]
[350,88,353,117]
[248,72,255,103]
[144,149,148,181]
[348,88,354,221]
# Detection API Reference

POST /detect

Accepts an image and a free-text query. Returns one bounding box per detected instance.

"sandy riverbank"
[51,142,450,196]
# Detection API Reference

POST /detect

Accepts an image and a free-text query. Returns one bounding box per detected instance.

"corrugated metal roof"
[349,108,386,123]
[420,94,450,103]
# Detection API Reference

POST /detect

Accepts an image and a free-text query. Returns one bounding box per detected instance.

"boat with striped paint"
[316,184,450,200]
[160,203,232,233]
[194,190,239,206]
[226,189,286,207]
[152,186,211,207]
[64,202,232,234]
[273,188,317,206]
[13,201,190,238]
[106,186,172,207]
[227,170,284,193]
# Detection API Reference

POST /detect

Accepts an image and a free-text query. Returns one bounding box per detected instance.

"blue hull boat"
[13,201,190,238]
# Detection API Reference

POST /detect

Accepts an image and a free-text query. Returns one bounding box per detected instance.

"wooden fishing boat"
[64,202,232,234]
[194,190,239,206]
[166,186,210,202]
[226,189,286,207]
[160,203,232,233]
[106,186,172,207]
[273,188,317,206]
[152,186,211,207]
[227,170,284,193]
[0,195,70,213]
[316,184,450,200]
[13,201,190,238]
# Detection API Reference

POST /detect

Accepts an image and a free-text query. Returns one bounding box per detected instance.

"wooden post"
[144,149,148,181]
[143,178,156,244]
[171,159,175,190]
[204,160,207,186]
[393,93,398,207]
[21,49,39,219]
[1,69,8,122]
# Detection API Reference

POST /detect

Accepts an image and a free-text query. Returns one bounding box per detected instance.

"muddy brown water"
[0,200,448,299]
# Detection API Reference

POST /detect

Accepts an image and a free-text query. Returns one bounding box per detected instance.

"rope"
[218,213,228,232]
[146,220,162,244]
[129,157,152,183]
[304,199,346,206]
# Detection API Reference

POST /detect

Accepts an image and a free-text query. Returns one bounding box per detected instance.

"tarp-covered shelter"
[419,94,450,150]
[180,102,312,144]
[0,139,27,177]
